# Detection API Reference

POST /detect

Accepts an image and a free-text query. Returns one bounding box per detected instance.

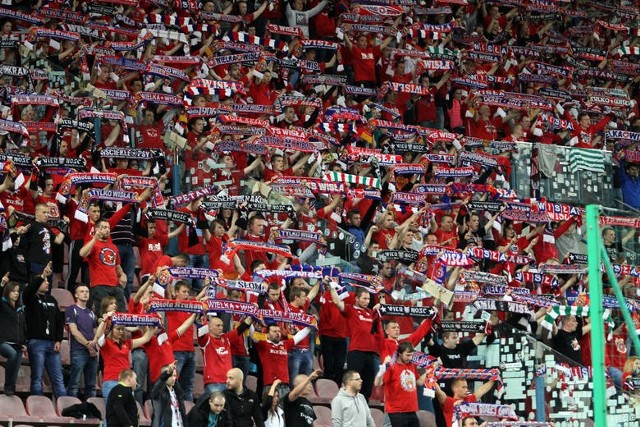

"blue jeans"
[288,348,313,385]
[205,383,226,394]
[188,254,209,291]
[608,366,623,390]
[67,347,98,398]
[116,244,135,301]
[0,342,22,394]
[102,380,118,404]
[132,348,148,405]
[27,338,66,397]
[175,351,196,402]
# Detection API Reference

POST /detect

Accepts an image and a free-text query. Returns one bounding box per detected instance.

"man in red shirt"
[435,378,495,427]
[177,197,208,291]
[328,284,379,399]
[375,342,426,426]
[198,315,252,394]
[252,322,312,398]
[344,33,395,87]
[79,219,127,315]
[433,214,459,249]
[166,281,198,401]
[286,284,321,385]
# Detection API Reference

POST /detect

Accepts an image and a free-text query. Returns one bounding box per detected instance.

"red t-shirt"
[167,309,195,352]
[383,362,420,413]
[101,338,132,381]
[84,239,121,287]
[318,291,348,338]
[443,394,477,427]
[435,229,459,249]
[343,304,378,353]
[198,330,242,384]
[287,301,311,349]
[139,233,169,276]
[144,332,179,383]
[351,45,380,83]
[256,338,294,386]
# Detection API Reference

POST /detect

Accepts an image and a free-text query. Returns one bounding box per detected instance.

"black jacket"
[0,297,25,345]
[23,276,64,341]
[151,371,187,427]
[224,387,264,427]
[187,392,232,427]
[106,383,138,427]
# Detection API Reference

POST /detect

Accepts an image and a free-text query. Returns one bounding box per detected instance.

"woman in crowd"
[0,278,25,395]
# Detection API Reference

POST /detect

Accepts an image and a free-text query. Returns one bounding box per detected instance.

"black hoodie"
[23,276,64,342]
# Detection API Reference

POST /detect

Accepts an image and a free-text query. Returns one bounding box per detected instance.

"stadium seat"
[246,374,258,392]
[195,349,204,373]
[370,408,384,427]
[0,395,41,423]
[314,378,339,404]
[137,401,151,426]
[313,405,332,427]
[417,410,436,427]
[194,373,205,399]
[144,399,154,420]
[87,397,106,419]
[15,365,31,393]
[55,396,82,417]
[51,288,75,311]
[26,395,72,423]
[60,339,71,366]
[184,400,195,414]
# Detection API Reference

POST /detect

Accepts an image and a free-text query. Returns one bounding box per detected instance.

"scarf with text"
[220,240,293,265]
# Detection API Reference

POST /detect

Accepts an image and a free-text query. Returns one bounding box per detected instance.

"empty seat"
[195,349,204,373]
[417,410,436,427]
[51,288,75,311]
[144,399,154,420]
[194,373,205,399]
[137,401,151,427]
[0,395,41,423]
[60,340,71,366]
[87,397,106,420]
[370,408,384,427]
[313,405,332,427]
[55,396,82,417]
[312,378,339,404]
[26,395,72,423]
[246,374,258,392]
[15,365,30,393]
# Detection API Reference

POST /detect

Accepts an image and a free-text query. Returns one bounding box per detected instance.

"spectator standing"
[0,277,25,395]
[106,369,139,427]
[283,370,322,427]
[199,315,252,393]
[328,285,380,399]
[150,363,187,427]
[331,370,375,427]
[375,342,425,427]
[435,378,495,427]
[166,280,197,401]
[224,368,265,427]
[65,284,99,398]
[23,264,66,397]
[262,379,285,427]
[18,203,65,277]
[79,218,128,315]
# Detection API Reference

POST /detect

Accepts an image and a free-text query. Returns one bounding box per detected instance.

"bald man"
[223,368,264,427]
[285,370,322,426]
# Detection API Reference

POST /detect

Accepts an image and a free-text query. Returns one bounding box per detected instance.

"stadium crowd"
[1,0,640,425]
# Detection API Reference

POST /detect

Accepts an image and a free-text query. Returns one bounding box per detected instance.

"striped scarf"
[323,172,381,189]
[436,368,504,394]
[568,148,606,175]
[540,305,614,339]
